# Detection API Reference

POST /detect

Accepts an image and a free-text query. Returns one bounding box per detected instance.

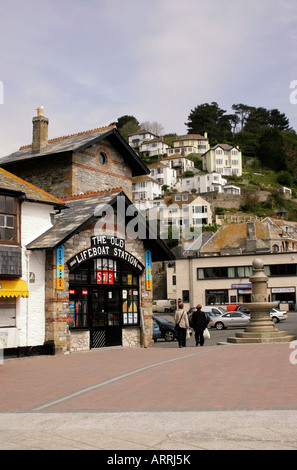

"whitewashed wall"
[17,201,54,347]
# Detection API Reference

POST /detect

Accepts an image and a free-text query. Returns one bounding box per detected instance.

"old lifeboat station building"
[0,108,174,354]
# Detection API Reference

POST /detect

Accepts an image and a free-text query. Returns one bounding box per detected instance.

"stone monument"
[227,258,296,344]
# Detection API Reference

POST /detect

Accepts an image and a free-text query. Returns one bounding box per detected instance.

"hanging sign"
[56,245,65,290]
[145,250,152,291]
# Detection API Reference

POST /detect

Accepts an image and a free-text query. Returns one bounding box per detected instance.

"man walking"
[191,304,208,346]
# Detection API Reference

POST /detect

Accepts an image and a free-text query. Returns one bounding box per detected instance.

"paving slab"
[1,342,297,451]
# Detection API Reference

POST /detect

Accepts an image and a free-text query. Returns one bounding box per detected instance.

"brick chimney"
[32,106,49,151]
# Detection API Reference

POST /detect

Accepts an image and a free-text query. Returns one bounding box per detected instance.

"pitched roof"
[0,167,64,207]
[175,134,207,141]
[208,143,241,152]
[147,162,167,169]
[27,189,175,262]
[0,126,149,177]
[128,128,158,137]
[132,175,160,184]
[200,220,282,254]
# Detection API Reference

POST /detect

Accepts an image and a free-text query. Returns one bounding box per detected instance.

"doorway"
[90,287,122,348]
[68,256,140,349]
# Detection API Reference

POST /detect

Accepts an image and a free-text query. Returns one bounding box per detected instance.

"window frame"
[0,195,20,245]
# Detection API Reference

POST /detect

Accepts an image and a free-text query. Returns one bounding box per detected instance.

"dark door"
[90,287,122,348]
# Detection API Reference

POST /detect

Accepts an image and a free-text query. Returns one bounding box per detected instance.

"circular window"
[98,152,108,166]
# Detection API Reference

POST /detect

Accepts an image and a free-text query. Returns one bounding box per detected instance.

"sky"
[1,0,297,157]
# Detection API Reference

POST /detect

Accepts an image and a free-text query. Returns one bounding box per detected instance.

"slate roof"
[200,221,282,254]
[175,134,207,141]
[0,126,149,177]
[0,167,65,207]
[27,189,175,262]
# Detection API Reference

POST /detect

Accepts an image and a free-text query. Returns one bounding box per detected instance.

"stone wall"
[45,251,70,355]
[73,140,133,199]
[5,154,73,199]
[5,139,133,200]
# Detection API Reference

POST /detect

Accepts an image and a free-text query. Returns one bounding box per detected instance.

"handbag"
[203,328,210,339]
[175,311,184,331]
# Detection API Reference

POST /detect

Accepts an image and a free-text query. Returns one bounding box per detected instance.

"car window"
[212,308,221,315]
[223,313,231,317]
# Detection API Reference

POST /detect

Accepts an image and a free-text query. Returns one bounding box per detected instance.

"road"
[154,311,297,348]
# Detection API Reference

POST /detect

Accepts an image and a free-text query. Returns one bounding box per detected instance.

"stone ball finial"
[253,258,264,270]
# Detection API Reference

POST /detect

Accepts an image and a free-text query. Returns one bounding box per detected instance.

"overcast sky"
[0,0,297,157]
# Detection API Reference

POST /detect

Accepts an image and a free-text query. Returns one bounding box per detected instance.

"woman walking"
[174,303,190,348]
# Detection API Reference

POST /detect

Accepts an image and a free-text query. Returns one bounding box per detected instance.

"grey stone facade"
[0,246,21,276]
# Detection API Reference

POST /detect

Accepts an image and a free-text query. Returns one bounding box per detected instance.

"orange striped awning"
[0,279,29,298]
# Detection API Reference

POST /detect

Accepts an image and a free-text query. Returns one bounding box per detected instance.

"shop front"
[271,287,296,311]
[67,243,144,348]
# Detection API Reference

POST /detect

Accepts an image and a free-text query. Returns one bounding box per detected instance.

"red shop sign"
[97,269,114,285]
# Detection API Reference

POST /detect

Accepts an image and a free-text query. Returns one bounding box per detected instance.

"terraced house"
[0,108,174,355]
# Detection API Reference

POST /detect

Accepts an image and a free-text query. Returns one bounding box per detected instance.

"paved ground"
[1,341,297,451]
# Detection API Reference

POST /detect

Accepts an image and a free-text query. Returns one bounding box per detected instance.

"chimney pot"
[37,106,44,117]
[32,107,49,151]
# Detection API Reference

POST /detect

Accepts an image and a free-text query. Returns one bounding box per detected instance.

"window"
[172,275,176,285]
[0,299,16,327]
[215,149,223,155]
[197,265,252,280]
[193,206,207,214]
[182,290,189,303]
[98,152,108,166]
[206,289,228,305]
[0,195,18,243]
[69,258,139,329]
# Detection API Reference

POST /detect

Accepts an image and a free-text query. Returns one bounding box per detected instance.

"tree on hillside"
[231,104,254,131]
[244,107,290,134]
[185,102,233,144]
[231,104,290,134]
[110,115,139,141]
[140,121,164,136]
[269,109,290,130]
[257,128,287,172]
[163,133,178,147]
[282,130,297,179]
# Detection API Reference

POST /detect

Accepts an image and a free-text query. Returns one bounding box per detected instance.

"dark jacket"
[191,309,208,331]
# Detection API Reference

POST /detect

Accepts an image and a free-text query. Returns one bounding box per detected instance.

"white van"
[153,299,176,313]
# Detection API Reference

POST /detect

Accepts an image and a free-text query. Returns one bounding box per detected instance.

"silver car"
[209,311,250,330]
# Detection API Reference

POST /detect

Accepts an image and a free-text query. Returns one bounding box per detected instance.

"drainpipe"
[24,250,31,347]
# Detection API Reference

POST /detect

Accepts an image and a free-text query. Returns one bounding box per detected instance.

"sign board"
[67,236,144,274]
[56,245,65,290]
[145,250,152,291]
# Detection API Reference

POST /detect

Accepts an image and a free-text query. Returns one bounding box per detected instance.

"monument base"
[226,302,296,344]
